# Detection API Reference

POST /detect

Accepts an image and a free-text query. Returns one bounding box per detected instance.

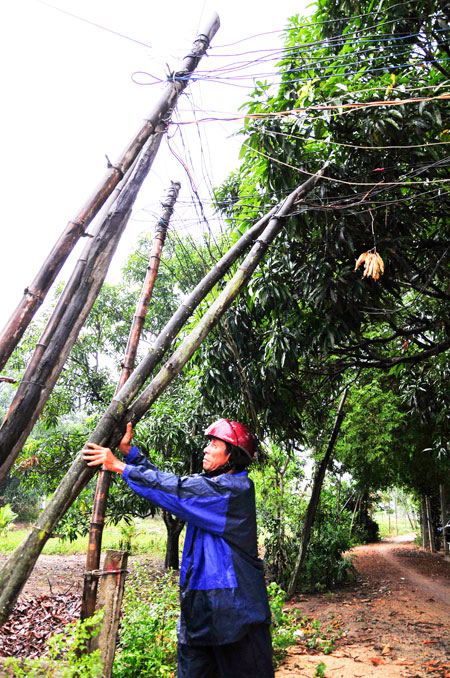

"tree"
[193,0,449,581]
[214,0,449,377]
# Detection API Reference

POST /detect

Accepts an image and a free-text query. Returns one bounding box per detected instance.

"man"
[83,418,274,678]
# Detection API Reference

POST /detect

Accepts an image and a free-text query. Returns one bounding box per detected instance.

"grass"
[373,512,417,539]
[0,517,181,558]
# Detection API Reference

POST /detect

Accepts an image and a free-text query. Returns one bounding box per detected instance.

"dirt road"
[276,535,450,677]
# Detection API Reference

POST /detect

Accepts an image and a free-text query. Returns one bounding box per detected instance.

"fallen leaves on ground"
[0,593,81,658]
[368,656,386,666]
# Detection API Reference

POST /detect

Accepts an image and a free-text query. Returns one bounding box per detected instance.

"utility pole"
[0,16,220,484]
[0,167,327,625]
[0,14,220,373]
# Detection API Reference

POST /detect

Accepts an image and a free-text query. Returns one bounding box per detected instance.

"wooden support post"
[91,550,128,678]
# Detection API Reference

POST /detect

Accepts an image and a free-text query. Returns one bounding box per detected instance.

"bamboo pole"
[81,181,180,620]
[117,181,180,390]
[286,388,349,599]
[90,550,128,678]
[124,169,327,424]
[0,132,164,484]
[0,14,220,374]
[0,167,326,624]
[0,172,276,485]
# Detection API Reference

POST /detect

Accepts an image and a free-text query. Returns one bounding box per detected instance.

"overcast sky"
[0,0,309,332]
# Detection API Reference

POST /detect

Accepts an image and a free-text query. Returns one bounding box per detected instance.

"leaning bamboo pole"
[81,181,180,620]
[0,14,220,374]
[0,132,164,484]
[117,182,180,391]
[124,170,324,423]
[0,167,326,624]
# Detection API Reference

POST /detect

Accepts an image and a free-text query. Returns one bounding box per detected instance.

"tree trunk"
[421,496,429,549]
[287,387,348,599]
[162,510,185,570]
[0,14,220,373]
[426,495,436,553]
[440,484,448,557]
[402,496,416,531]
[394,488,398,536]
[0,167,326,625]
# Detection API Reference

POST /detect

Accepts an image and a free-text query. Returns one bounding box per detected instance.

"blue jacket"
[122,447,271,646]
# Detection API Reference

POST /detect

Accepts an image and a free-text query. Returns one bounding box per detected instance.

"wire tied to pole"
[84,568,129,578]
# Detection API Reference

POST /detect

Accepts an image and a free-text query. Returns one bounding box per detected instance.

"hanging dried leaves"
[354,250,384,281]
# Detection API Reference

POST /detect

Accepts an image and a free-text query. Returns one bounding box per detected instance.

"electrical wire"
[210,0,430,48]
[37,0,152,49]
[258,128,450,151]
[242,143,450,187]
[165,92,450,129]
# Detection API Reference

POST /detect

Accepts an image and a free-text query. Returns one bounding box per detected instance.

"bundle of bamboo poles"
[0,14,221,485]
[0,14,220,375]
[0,166,327,624]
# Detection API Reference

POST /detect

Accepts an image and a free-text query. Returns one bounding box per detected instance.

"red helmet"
[204,419,257,463]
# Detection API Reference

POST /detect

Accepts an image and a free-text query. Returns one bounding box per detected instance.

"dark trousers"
[177,623,274,678]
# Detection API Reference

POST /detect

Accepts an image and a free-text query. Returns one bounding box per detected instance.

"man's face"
[203,437,230,472]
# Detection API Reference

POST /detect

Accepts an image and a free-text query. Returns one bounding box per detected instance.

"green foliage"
[302,520,356,592]
[113,567,178,678]
[315,662,327,677]
[0,504,17,537]
[300,481,357,591]
[268,582,341,666]
[335,367,450,497]
[207,0,450,484]
[0,519,169,557]
[117,518,144,553]
[0,475,39,522]
[257,458,357,592]
[254,443,306,585]
[4,610,103,677]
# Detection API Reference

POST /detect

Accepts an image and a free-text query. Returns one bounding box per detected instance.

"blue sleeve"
[124,446,157,471]
[122,464,230,535]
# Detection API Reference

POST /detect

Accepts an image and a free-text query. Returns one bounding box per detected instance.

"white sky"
[0,0,308,332]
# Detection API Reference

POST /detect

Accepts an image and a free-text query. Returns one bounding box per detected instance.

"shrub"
[113,567,178,678]
[0,505,18,537]
[301,521,355,592]
[268,582,341,666]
